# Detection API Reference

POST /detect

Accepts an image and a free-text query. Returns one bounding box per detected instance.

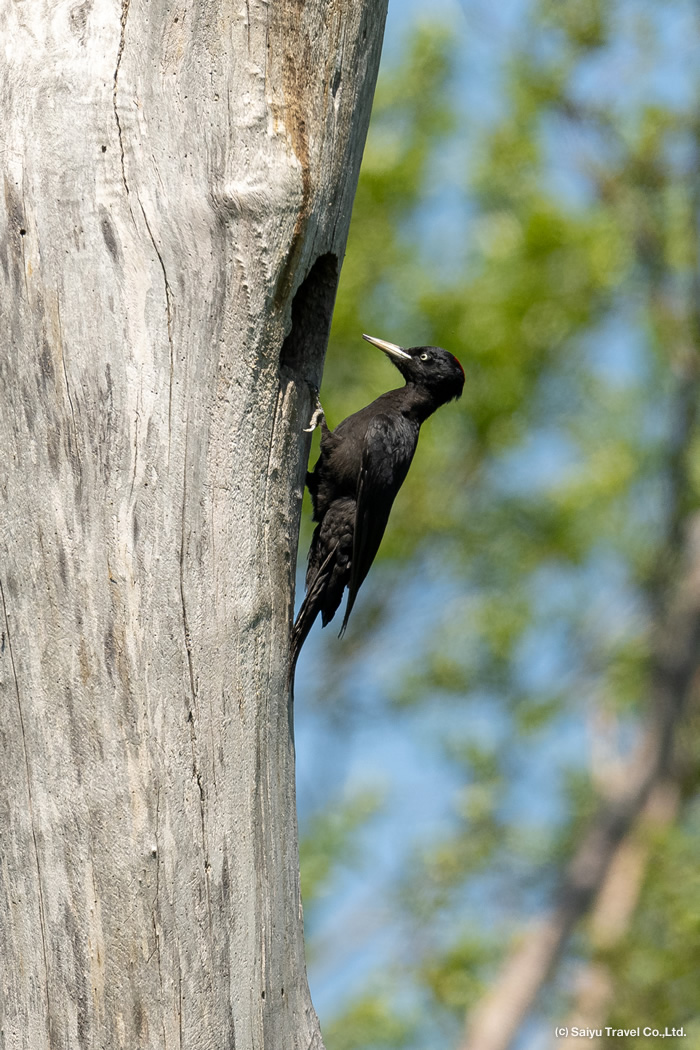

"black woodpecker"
[290,333,465,681]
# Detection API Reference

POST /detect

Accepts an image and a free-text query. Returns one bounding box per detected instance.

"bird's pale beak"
[362,333,411,361]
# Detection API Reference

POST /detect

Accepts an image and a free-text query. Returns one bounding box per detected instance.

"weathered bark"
[0,2,387,1047]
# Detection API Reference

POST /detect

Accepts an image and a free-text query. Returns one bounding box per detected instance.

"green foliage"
[539,0,608,51]
[323,996,417,1050]
[300,1,700,1046]
[421,935,493,1013]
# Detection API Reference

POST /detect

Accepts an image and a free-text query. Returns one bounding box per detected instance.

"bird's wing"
[339,413,415,636]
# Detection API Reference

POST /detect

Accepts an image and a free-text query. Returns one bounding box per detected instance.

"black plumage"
[289,333,465,680]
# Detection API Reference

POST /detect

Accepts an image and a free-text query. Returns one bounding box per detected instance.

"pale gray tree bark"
[0,1,387,1047]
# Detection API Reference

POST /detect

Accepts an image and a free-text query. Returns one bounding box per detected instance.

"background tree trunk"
[0,2,387,1046]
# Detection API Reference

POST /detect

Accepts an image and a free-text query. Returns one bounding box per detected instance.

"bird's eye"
[420,353,429,361]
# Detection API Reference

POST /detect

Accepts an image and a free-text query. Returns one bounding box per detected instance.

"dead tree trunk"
[0,2,387,1047]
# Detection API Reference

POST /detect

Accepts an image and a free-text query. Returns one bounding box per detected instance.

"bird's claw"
[304,394,325,433]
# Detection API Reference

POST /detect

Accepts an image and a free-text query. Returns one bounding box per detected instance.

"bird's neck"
[398,383,441,424]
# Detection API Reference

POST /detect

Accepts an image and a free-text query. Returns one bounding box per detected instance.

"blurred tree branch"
[461,505,700,1050]
[556,780,680,1050]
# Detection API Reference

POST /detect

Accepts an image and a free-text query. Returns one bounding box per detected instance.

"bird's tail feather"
[287,546,337,689]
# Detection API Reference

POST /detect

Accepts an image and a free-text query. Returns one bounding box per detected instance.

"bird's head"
[363,334,465,404]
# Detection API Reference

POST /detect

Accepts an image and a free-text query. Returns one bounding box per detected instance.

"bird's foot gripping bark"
[304,392,326,432]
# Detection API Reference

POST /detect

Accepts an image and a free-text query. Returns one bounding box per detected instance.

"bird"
[288,333,465,683]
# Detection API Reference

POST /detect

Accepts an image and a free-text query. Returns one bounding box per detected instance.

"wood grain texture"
[0,1,387,1046]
